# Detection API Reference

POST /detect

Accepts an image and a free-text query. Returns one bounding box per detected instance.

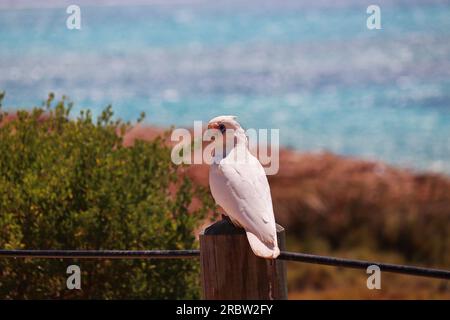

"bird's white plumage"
[208,116,280,259]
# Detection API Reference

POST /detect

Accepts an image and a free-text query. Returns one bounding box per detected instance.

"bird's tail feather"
[246,231,280,259]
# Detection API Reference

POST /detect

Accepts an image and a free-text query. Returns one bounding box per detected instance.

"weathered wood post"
[199,216,288,300]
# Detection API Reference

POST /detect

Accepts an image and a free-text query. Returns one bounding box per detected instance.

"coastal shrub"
[0,92,215,299]
[271,157,450,267]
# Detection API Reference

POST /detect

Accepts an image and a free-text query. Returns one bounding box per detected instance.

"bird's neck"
[234,127,248,147]
[214,128,248,160]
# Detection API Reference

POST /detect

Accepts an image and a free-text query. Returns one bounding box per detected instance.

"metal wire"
[278,251,450,280]
[0,249,199,259]
[0,249,449,280]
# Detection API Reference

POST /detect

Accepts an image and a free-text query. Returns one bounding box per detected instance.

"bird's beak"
[207,122,218,141]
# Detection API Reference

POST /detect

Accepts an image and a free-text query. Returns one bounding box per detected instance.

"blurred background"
[0,0,449,299]
[1,0,450,172]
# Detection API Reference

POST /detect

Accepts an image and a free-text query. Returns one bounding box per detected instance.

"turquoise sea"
[1,0,449,173]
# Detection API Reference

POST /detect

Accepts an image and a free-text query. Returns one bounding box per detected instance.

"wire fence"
[0,249,199,260]
[1,249,449,280]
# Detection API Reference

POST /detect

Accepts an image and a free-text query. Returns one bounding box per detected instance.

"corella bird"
[207,115,280,259]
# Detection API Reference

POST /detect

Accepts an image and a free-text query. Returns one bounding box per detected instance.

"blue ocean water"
[1,0,449,173]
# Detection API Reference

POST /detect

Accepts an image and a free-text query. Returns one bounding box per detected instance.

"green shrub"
[0,93,215,299]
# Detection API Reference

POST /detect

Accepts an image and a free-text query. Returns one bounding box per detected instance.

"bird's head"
[207,115,247,158]
[207,115,241,133]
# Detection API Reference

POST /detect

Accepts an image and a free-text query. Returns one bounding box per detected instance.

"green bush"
[0,93,215,299]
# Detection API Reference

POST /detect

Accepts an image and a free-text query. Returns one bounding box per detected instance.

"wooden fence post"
[199,216,288,300]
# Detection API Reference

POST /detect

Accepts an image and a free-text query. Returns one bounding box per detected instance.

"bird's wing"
[209,148,279,258]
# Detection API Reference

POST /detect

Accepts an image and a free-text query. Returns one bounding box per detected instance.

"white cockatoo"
[207,115,280,259]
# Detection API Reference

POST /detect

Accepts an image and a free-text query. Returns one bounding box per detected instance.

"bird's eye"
[218,123,226,133]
